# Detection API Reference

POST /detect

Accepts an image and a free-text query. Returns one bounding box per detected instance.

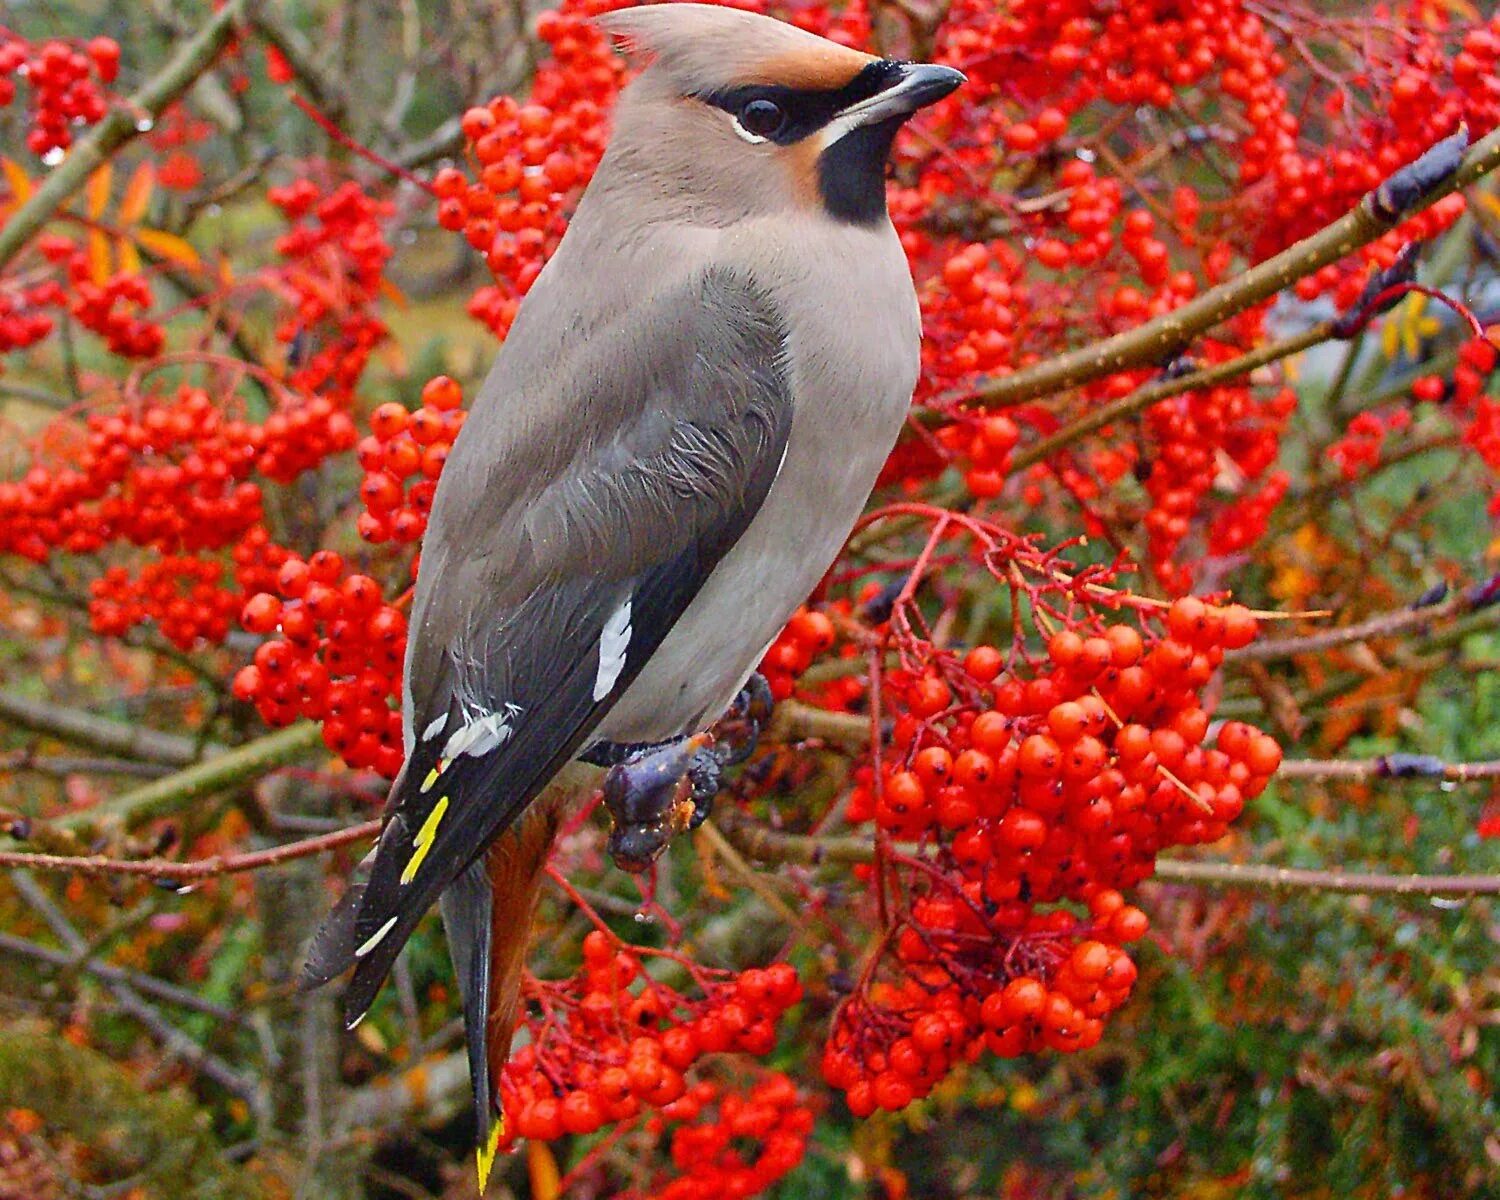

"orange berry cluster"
[825,901,1142,1115]
[68,273,164,359]
[0,30,118,158]
[434,7,622,338]
[1140,373,1297,593]
[31,233,164,358]
[0,278,63,353]
[757,607,836,702]
[356,375,466,545]
[637,1073,813,1200]
[0,387,262,563]
[499,931,802,1147]
[264,180,392,400]
[89,557,240,649]
[1326,409,1412,482]
[234,552,406,779]
[821,592,1280,1111]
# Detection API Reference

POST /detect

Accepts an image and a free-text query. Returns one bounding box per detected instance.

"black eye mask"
[696,59,905,145]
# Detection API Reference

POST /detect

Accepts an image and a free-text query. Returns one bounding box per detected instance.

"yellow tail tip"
[475,1117,504,1193]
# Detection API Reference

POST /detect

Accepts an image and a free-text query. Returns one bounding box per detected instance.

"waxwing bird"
[302,3,961,1187]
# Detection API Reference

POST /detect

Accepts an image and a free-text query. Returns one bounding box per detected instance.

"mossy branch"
[0,0,250,270]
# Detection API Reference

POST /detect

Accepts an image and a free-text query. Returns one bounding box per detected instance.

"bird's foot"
[600,734,721,872]
[594,674,774,873]
[711,672,775,767]
[591,675,774,870]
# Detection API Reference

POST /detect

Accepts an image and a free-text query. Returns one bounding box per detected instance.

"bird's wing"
[323,266,793,1025]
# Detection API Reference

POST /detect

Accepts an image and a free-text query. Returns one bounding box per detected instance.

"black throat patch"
[817,116,902,225]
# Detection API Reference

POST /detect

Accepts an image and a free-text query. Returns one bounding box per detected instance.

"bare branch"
[0,689,218,766]
[0,816,379,879]
[711,809,1500,897]
[1226,575,1499,663]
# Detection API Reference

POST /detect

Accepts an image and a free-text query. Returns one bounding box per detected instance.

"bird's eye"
[737,98,786,140]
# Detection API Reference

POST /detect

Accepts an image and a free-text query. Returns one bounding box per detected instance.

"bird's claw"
[602,735,716,872]
[712,672,775,767]
[599,675,774,873]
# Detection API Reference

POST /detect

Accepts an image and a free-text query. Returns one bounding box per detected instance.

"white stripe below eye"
[594,598,633,701]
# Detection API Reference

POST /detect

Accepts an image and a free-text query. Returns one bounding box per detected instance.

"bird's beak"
[842,61,965,128]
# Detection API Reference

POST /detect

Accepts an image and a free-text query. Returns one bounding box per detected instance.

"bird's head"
[594,3,964,226]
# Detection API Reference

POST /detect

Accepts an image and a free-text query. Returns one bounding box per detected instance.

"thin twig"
[8,872,261,1103]
[0,930,239,1021]
[1275,755,1500,782]
[1010,322,1329,470]
[0,817,380,879]
[50,721,327,836]
[0,689,218,766]
[1226,576,1498,663]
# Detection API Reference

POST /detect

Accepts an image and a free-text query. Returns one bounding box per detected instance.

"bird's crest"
[597,2,876,93]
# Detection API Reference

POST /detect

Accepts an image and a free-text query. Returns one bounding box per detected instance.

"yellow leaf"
[119,162,155,226]
[118,237,141,276]
[527,1140,561,1200]
[88,229,112,284]
[86,163,112,220]
[1,158,31,205]
[134,228,201,269]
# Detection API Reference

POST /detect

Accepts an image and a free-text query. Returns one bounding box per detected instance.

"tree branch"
[0,930,239,1021]
[51,721,325,836]
[710,809,1500,896]
[975,124,1500,409]
[0,689,217,766]
[0,0,249,270]
[0,817,379,879]
[1225,574,1499,663]
[1276,755,1500,782]
[1150,859,1500,896]
[8,871,260,1103]
[1010,321,1330,471]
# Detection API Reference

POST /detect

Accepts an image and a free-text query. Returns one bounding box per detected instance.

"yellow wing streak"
[400,795,449,885]
[476,1117,504,1192]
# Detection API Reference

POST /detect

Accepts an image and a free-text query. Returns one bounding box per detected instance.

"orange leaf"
[378,277,408,309]
[86,163,112,220]
[135,228,201,269]
[119,162,155,226]
[526,1141,561,1200]
[117,237,141,276]
[1,157,31,205]
[88,228,112,284]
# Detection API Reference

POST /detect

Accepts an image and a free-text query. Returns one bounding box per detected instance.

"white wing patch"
[420,712,448,742]
[354,915,398,959]
[441,705,520,760]
[594,597,633,701]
